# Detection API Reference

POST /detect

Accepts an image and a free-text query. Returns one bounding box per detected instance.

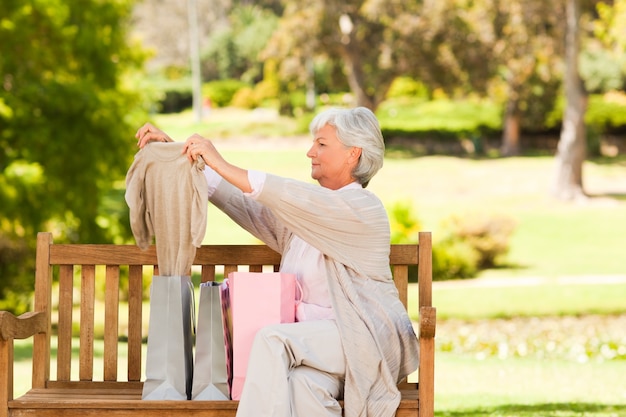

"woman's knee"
[289,366,343,416]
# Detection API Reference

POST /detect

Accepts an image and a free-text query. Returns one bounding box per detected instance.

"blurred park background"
[2,0,626,416]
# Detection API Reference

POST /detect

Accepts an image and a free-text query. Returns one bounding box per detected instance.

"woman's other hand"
[183,134,252,193]
[136,123,173,148]
[182,133,221,166]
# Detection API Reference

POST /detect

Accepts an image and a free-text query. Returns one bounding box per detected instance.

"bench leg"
[0,338,14,417]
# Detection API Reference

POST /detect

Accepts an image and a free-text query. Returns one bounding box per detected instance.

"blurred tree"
[553,0,588,200]
[262,0,494,110]
[0,0,149,312]
[201,4,279,83]
[479,0,565,156]
[132,0,282,79]
[131,0,230,72]
[591,0,626,88]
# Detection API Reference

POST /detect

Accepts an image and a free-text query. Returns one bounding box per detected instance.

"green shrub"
[388,200,421,244]
[386,201,514,281]
[203,79,249,107]
[432,239,480,280]
[386,76,429,100]
[440,212,517,269]
[547,92,626,132]
[253,78,280,105]
[377,97,502,139]
[231,86,258,109]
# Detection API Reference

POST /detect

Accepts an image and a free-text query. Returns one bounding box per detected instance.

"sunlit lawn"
[435,352,626,416]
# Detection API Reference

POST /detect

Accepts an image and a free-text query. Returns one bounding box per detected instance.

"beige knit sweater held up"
[125,142,208,276]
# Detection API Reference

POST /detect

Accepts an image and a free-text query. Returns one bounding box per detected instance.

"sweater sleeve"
[124,152,152,250]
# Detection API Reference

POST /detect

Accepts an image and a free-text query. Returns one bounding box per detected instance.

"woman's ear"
[350,147,362,162]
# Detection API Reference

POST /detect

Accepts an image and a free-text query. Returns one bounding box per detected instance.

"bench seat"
[9,385,418,417]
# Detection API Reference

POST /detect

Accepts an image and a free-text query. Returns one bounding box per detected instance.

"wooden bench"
[0,231,436,417]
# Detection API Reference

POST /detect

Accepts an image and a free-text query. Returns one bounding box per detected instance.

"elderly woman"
[136,107,419,417]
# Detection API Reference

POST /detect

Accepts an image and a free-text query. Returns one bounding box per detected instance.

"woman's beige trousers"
[235,320,345,417]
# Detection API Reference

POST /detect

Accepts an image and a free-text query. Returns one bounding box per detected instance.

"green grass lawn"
[435,352,626,416]
[425,281,626,320]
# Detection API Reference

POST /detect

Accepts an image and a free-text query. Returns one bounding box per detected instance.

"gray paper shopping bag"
[142,275,195,400]
[191,281,230,400]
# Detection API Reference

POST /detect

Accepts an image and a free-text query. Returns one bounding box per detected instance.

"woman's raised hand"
[135,123,173,148]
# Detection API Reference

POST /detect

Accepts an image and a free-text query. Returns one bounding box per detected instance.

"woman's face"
[307,124,361,190]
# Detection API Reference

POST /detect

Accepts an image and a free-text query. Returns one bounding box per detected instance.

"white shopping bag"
[142,275,195,400]
[191,281,230,400]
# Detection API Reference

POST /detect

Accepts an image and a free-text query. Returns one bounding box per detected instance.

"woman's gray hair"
[309,107,385,188]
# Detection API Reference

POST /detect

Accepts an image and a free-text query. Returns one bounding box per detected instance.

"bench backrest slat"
[57,265,73,381]
[127,265,144,382]
[32,232,426,388]
[79,265,96,381]
[104,265,120,381]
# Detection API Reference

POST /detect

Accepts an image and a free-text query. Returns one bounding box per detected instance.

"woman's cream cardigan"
[209,173,419,417]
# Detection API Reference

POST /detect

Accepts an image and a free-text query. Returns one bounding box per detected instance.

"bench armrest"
[1,310,47,415]
[0,311,47,341]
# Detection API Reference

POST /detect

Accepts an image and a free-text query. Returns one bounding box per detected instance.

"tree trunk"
[339,15,376,110]
[341,48,376,109]
[552,0,587,201]
[500,97,521,157]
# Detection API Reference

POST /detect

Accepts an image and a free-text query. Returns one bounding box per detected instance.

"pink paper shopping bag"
[227,272,297,400]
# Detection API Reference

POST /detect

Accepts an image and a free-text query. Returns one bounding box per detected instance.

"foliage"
[143,75,193,113]
[201,5,279,83]
[202,79,249,107]
[547,92,626,132]
[386,77,430,100]
[231,86,258,109]
[580,43,625,93]
[388,200,421,244]
[262,0,497,109]
[386,200,516,281]
[377,97,502,138]
[440,212,517,269]
[0,0,150,312]
[430,212,516,280]
[432,239,480,281]
[585,92,626,129]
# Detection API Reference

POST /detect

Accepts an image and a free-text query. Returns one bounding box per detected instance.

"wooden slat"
[49,245,282,266]
[201,265,216,283]
[0,336,14,410]
[79,265,95,381]
[223,265,237,278]
[127,265,143,382]
[393,264,409,309]
[56,265,74,381]
[390,244,419,265]
[32,232,53,389]
[417,232,432,308]
[104,265,120,381]
[46,381,143,390]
